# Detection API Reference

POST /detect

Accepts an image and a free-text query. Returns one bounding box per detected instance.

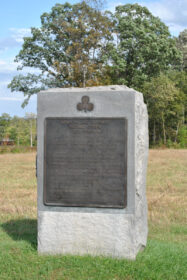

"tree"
[8,1,113,106]
[8,2,182,104]
[143,74,185,145]
[177,29,187,71]
[84,0,105,10]
[25,113,37,147]
[109,4,182,89]
[11,116,22,145]
[0,113,11,140]
[168,70,187,123]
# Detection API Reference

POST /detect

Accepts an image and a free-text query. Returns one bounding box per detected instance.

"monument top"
[40,85,138,93]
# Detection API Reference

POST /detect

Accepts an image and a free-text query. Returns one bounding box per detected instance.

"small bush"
[178,125,187,148]
[0,146,36,154]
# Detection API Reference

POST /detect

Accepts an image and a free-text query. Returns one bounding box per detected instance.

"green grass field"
[0,150,186,280]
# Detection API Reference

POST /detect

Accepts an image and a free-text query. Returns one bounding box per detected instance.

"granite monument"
[37,85,148,259]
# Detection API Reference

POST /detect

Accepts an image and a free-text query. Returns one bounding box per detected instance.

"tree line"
[0,113,37,148]
[7,1,187,147]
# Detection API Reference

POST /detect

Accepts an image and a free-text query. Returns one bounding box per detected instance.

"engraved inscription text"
[44,118,127,208]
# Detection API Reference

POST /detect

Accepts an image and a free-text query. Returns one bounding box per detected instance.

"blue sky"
[0,0,186,116]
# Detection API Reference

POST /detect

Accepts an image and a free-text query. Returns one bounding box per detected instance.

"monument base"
[38,210,147,260]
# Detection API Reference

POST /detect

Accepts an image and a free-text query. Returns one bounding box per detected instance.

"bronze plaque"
[44,118,127,208]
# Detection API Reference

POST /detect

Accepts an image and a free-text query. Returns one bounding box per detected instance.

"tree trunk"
[182,106,185,124]
[175,121,180,143]
[161,113,166,145]
[83,65,86,88]
[153,120,156,145]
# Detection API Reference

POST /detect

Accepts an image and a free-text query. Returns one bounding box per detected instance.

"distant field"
[0,150,186,280]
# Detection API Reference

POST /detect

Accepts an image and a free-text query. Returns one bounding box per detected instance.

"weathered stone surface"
[37,85,148,259]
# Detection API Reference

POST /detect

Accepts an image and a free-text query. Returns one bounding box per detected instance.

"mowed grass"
[0,150,186,280]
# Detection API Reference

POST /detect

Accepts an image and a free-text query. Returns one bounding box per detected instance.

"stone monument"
[37,85,148,260]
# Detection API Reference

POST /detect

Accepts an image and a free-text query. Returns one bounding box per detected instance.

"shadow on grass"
[2,219,37,249]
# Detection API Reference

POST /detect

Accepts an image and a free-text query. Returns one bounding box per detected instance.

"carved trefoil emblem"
[77,96,94,112]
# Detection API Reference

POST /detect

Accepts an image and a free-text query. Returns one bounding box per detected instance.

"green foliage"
[168,70,187,123]
[8,2,182,105]
[0,114,37,149]
[142,74,186,145]
[177,29,187,70]
[0,113,11,140]
[8,1,113,106]
[178,125,187,148]
[109,4,182,89]
[7,1,186,147]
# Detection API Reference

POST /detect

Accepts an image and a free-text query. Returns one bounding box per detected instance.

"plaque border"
[43,117,128,208]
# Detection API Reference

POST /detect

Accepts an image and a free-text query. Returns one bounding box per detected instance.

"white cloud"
[0,37,20,51]
[0,59,18,73]
[0,60,6,65]
[106,1,123,12]
[140,0,187,35]
[9,28,31,43]
[0,28,31,51]
[0,59,40,74]
[0,80,11,86]
[107,0,187,35]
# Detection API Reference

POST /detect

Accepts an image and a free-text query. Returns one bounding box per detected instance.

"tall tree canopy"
[177,29,187,71]
[8,1,113,106]
[143,74,185,145]
[8,2,181,105]
[109,4,181,89]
